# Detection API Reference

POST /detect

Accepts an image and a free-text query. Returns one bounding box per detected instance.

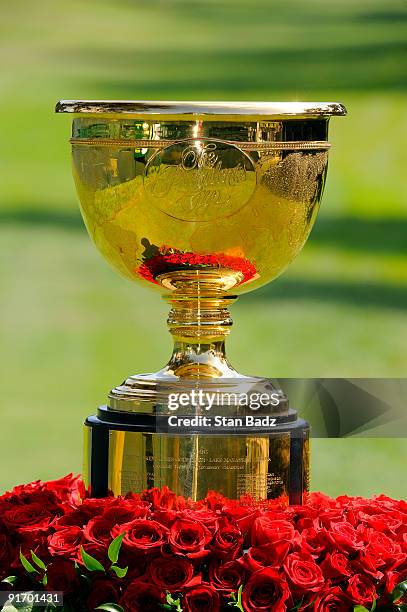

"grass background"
[0,0,406,496]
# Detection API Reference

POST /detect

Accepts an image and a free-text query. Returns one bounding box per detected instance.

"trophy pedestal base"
[83,405,309,504]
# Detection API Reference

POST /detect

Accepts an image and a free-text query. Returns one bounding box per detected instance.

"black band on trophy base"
[84,405,310,503]
[89,423,109,498]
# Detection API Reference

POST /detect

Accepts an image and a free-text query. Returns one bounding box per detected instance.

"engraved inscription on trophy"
[144,138,256,222]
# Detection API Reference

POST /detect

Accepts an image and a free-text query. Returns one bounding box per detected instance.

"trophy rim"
[55,99,347,118]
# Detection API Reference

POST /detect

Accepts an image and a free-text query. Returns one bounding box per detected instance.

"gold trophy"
[56,100,346,502]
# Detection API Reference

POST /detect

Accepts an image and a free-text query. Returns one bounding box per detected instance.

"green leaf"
[164,593,182,612]
[393,580,407,603]
[30,550,46,571]
[95,605,125,612]
[110,564,128,578]
[292,599,315,612]
[290,599,304,611]
[236,586,244,612]
[80,546,105,572]
[370,598,377,612]
[1,575,17,585]
[107,532,125,564]
[19,549,39,574]
[228,586,244,611]
[354,607,370,612]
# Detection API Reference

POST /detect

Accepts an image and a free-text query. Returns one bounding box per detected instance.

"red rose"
[210,519,243,559]
[351,549,384,580]
[242,567,290,612]
[5,480,42,498]
[346,574,377,606]
[169,519,212,559]
[399,528,407,545]
[242,540,291,574]
[112,519,168,554]
[120,579,164,612]
[296,516,316,531]
[319,508,345,528]
[364,529,402,567]
[149,556,195,590]
[209,560,244,592]
[320,552,351,580]
[202,490,226,510]
[290,503,314,516]
[293,505,319,524]
[308,492,336,509]
[46,559,80,594]
[141,485,184,511]
[251,517,295,546]
[3,502,52,532]
[183,583,220,612]
[327,521,364,553]
[1,488,61,513]
[103,500,150,525]
[79,497,114,520]
[359,511,402,536]
[54,508,91,529]
[284,552,324,594]
[313,586,351,611]
[87,578,120,611]
[116,550,145,581]
[179,508,219,532]
[43,473,85,505]
[83,516,113,545]
[0,534,13,578]
[223,504,260,535]
[152,508,179,526]
[295,527,326,558]
[48,526,83,559]
[374,495,407,513]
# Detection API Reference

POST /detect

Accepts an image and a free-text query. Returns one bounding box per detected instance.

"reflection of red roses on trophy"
[136,240,257,285]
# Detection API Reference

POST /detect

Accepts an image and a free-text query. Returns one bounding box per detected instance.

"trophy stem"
[158,269,242,379]
[108,268,245,410]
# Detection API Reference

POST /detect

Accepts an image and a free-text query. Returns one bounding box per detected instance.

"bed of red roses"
[0,475,405,612]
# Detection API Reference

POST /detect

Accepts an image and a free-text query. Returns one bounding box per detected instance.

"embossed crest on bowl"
[144,138,256,222]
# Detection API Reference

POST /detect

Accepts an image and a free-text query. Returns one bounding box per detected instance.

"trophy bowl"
[57,100,346,500]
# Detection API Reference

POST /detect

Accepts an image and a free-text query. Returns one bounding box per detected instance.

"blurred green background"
[1,0,406,497]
